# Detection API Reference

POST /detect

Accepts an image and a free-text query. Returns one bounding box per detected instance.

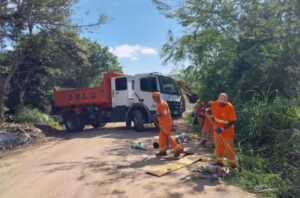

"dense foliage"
[154,0,300,197]
[154,0,300,100]
[0,0,121,118]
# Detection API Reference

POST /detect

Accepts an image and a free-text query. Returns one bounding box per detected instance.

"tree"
[0,0,107,121]
[0,0,74,120]
[153,0,300,100]
[2,30,121,113]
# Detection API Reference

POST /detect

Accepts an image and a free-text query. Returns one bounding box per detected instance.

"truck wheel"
[65,113,85,132]
[133,111,144,132]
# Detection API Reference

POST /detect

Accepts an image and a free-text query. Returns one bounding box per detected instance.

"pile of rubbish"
[175,133,192,144]
[0,123,45,150]
[190,164,233,181]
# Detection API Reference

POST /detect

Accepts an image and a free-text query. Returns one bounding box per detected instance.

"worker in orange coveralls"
[210,93,238,169]
[194,101,206,127]
[199,101,214,145]
[152,92,184,157]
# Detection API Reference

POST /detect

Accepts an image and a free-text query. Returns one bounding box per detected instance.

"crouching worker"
[152,92,184,158]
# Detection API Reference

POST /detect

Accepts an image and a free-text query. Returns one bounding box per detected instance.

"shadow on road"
[36,123,158,140]
[35,118,223,196]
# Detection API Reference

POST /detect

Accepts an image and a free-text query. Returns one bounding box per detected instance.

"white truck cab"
[110,72,183,131]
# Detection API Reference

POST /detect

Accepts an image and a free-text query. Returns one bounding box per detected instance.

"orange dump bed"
[54,72,124,109]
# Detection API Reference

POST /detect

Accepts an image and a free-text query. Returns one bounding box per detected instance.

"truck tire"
[65,113,85,132]
[133,111,144,132]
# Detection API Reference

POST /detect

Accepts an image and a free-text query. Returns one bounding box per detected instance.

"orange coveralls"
[211,101,237,166]
[201,109,214,141]
[157,100,183,152]
[195,103,205,127]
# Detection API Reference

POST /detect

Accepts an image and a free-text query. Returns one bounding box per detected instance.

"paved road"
[0,122,255,198]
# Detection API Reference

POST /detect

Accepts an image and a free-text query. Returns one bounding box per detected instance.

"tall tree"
[0,0,106,121]
[0,0,74,120]
[2,30,121,113]
[154,0,300,100]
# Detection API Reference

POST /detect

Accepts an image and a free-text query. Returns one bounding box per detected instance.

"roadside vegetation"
[1,1,299,196]
[154,0,300,197]
[0,0,122,124]
[15,107,60,128]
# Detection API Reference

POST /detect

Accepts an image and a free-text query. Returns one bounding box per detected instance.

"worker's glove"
[215,127,224,134]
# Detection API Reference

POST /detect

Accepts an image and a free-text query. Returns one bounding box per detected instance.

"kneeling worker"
[152,92,184,157]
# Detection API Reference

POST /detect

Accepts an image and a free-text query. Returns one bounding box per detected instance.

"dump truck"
[53,72,184,132]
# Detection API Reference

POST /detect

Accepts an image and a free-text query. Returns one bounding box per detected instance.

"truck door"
[111,77,129,107]
[136,76,158,111]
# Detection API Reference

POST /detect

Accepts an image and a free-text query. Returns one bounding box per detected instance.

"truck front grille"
[167,101,181,116]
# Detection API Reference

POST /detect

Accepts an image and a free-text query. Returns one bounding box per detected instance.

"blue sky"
[72,0,182,75]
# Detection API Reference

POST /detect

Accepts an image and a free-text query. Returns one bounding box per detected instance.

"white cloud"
[110,44,158,61]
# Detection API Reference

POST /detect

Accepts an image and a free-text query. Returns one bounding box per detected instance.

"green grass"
[227,96,300,197]
[191,94,300,197]
[15,106,60,128]
[225,153,282,197]
[226,168,280,197]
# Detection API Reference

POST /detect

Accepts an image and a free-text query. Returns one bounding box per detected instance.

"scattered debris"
[0,131,29,150]
[0,123,45,150]
[131,142,147,150]
[175,133,192,144]
[188,164,234,182]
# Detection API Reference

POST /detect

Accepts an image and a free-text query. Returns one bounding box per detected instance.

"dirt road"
[0,122,255,198]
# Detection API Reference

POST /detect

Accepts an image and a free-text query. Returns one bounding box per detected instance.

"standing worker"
[152,92,184,157]
[194,101,206,127]
[211,93,238,169]
[199,101,214,145]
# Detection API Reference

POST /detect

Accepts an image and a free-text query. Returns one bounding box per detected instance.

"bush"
[226,96,300,197]
[15,107,59,127]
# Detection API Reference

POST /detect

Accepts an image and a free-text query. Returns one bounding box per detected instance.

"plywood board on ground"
[146,155,202,177]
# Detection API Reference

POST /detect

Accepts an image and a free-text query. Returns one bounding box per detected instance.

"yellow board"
[146,155,202,177]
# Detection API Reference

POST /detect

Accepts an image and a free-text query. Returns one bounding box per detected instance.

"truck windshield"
[158,76,179,95]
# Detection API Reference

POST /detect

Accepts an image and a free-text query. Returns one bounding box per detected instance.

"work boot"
[174,149,184,158]
[155,151,167,157]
